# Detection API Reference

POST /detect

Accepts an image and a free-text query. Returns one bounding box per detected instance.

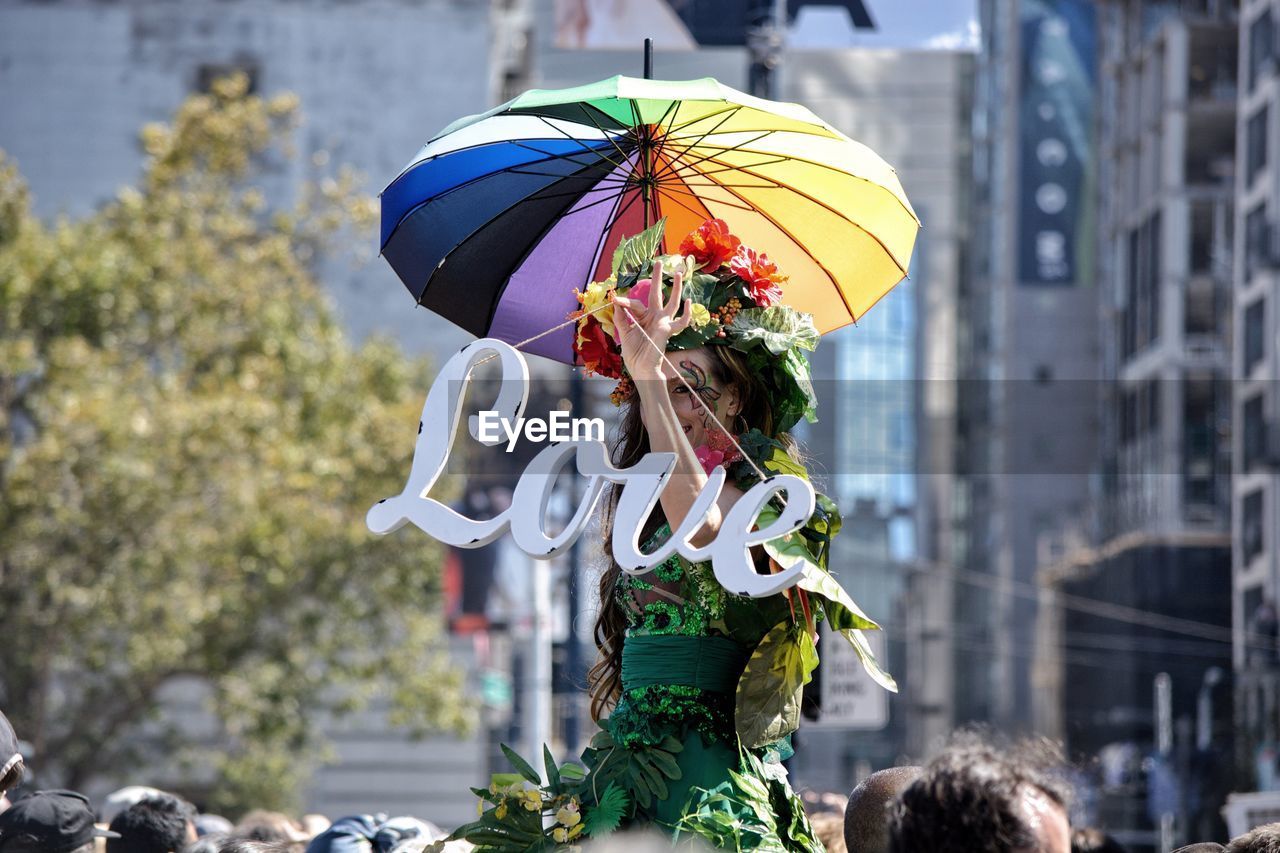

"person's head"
[844,766,923,853]
[1226,822,1280,853]
[889,734,1071,853]
[233,811,305,844]
[187,840,294,853]
[1071,828,1127,853]
[105,794,196,853]
[0,789,120,853]
[0,713,22,799]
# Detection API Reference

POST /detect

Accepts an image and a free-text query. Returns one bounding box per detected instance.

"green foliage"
[0,73,466,812]
[452,748,593,851]
[733,621,816,750]
[586,724,684,813]
[611,217,668,277]
[582,784,628,838]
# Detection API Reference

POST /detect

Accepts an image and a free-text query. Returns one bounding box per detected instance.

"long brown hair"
[586,345,800,720]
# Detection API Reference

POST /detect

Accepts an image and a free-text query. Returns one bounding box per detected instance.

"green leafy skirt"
[452,634,824,851]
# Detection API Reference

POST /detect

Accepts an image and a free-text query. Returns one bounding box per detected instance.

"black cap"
[0,712,19,790]
[0,790,121,853]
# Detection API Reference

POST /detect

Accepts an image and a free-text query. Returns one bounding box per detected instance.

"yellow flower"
[521,789,542,811]
[495,802,508,820]
[552,827,569,843]
[689,302,711,329]
[568,824,584,840]
[577,280,616,338]
[556,803,581,827]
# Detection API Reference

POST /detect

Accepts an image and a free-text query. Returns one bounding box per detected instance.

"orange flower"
[575,315,624,379]
[729,246,786,307]
[679,218,742,271]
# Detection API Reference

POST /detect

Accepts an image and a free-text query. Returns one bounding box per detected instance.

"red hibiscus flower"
[575,315,624,379]
[679,219,742,271]
[729,246,786,307]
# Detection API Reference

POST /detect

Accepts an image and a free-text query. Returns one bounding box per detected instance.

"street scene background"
[0,0,1273,850]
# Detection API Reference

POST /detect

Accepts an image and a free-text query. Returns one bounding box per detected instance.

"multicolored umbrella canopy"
[380,75,919,363]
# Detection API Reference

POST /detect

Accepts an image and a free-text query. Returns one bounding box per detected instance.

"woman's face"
[654,346,740,450]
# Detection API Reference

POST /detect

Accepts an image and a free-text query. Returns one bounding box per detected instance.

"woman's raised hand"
[613,260,693,380]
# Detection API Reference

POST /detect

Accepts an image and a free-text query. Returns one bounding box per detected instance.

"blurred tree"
[0,74,468,813]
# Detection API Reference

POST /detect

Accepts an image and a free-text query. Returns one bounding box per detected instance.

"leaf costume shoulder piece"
[451,221,894,852]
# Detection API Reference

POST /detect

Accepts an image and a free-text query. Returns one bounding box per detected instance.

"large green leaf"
[735,621,817,749]
[612,217,667,277]
[839,627,899,693]
[728,306,819,354]
[500,742,542,785]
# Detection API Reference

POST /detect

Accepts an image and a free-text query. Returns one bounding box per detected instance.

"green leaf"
[734,621,816,748]
[611,217,667,276]
[500,742,542,785]
[840,627,899,693]
[727,306,819,354]
[795,564,879,631]
[582,784,629,837]
[543,745,561,792]
[558,762,586,782]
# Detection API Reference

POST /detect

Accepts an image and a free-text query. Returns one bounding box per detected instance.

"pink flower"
[626,277,652,309]
[694,444,726,474]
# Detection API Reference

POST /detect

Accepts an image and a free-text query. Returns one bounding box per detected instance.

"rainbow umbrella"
[380,75,919,363]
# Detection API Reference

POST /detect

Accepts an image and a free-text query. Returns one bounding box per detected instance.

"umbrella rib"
[653,183,719,220]
[573,103,636,165]
[505,139,625,173]
[665,104,744,136]
[530,115,630,170]
[657,137,921,224]
[656,130,777,180]
[647,109,748,185]
[692,151,911,276]
[713,180,855,322]
[656,181,757,213]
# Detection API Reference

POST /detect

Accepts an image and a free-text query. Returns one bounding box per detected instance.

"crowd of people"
[1,707,1277,852]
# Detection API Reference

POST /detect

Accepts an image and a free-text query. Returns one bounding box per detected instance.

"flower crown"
[571,218,819,433]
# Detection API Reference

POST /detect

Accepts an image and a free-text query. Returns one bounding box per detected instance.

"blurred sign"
[553,0,873,50]
[813,624,888,729]
[1017,0,1095,285]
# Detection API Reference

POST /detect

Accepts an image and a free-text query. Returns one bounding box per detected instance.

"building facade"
[1034,1,1238,846]
[1236,0,1280,791]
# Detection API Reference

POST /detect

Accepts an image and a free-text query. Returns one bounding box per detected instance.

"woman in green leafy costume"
[451,219,894,852]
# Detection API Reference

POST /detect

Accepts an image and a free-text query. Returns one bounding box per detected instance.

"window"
[1245,297,1266,374]
[1243,392,1268,472]
[1250,9,1275,93]
[1123,212,1161,358]
[1246,202,1269,280]
[1249,106,1270,186]
[1243,488,1265,564]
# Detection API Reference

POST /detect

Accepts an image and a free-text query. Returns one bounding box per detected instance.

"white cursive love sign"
[367,339,816,598]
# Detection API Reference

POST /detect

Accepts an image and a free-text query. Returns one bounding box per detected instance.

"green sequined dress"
[569,525,823,850]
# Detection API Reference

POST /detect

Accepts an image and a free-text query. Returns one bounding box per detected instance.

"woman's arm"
[613,263,742,547]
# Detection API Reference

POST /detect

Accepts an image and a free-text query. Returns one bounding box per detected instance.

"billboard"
[1017,0,1096,286]
[554,0,873,50]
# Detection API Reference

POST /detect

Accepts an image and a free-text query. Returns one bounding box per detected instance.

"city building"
[912,0,1102,756]
[1235,0,1280,791]
[0,0,534,825]
[1034,1,1238,846]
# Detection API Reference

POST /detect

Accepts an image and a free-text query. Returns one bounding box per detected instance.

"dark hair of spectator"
[888,731,1070,853]
[1072,827,1128,853]
[106,794,195,853]
[1226,822,1280,853]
